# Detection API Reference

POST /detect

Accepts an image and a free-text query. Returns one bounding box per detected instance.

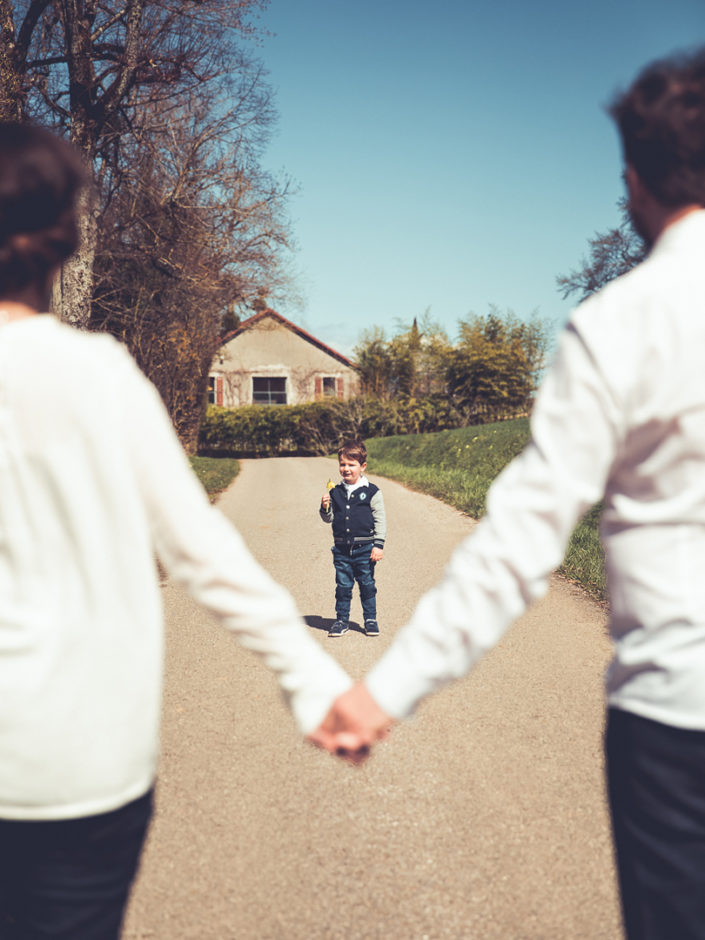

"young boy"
[320,439,386,637]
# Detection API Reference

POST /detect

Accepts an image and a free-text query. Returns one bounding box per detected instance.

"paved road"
[123,457,622,940]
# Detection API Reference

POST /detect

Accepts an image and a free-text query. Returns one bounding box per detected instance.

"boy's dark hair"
[338,439,367,464]
[0,123,88,293]
[609,47,705,207]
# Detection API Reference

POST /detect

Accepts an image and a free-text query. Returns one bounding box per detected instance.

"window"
[252,376,287,405]
[207,376,216,404]
[322,376,336,397]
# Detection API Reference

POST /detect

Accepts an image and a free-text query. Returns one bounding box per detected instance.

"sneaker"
[328,619,349,637]
[364,620,380,637]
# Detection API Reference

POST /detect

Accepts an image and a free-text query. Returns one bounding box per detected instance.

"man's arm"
[311,316,622,753]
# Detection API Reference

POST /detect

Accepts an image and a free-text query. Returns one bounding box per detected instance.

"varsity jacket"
[320,477,386,549]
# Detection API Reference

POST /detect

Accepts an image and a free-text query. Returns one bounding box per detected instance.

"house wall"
[210,316,358,407]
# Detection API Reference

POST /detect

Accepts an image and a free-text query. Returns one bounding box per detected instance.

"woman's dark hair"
[0,123,88,293]
[609,48,705,207]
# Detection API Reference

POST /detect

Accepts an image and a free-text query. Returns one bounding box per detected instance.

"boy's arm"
[370,490,386,549]
[319,495,333,523]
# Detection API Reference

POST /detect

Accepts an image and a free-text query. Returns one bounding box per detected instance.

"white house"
[208,308,359,407]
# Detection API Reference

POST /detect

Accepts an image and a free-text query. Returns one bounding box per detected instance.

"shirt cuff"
[286,653,354,735]
[363,646,437,720]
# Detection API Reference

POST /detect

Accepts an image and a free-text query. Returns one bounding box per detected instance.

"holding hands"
[308,682,393,764]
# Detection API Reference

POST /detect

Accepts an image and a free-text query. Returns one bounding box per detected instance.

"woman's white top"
[0,315,351,820]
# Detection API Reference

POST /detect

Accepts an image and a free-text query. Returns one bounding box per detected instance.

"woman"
[0,123,350,939]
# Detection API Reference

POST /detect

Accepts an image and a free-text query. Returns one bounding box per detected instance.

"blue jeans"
[0,788,153,939]
[332,542,377,622]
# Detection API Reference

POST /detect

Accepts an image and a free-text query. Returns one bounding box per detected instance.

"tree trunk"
[53,185,98,327]
[0,0,23,121]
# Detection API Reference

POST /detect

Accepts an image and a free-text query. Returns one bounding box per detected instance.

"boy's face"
[339,455,366,485]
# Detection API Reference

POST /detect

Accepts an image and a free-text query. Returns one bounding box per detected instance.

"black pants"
[606,708,705,940]
[0,789,153,940]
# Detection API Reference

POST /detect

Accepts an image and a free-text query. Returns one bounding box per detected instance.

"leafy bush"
[198,395,475,457]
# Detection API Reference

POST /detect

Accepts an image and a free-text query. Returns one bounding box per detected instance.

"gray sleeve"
[371,490,386,547]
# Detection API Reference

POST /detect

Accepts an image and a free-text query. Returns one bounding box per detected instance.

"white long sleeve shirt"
[0,315,351,820]
[367,209,705,732]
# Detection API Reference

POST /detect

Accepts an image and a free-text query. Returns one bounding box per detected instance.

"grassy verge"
[366,419,607,602]
[189,456,240,501]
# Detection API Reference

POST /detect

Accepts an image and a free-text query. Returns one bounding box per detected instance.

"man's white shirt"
[367,209,705,731]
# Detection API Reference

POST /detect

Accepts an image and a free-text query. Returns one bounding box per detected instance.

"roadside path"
[123,456,622,939]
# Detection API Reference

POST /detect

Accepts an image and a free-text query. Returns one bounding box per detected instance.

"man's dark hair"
[0,123,88,293]
[338,439,367,465]
[609,47,705,207]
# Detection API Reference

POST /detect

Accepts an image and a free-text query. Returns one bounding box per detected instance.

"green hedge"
[197,396,484,457]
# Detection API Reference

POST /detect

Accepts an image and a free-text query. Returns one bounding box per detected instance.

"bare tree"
[0,0,272,326]
[91,83,293,449]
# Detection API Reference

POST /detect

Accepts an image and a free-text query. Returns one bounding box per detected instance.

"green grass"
[366,419,607,602]
[189,456,240,501]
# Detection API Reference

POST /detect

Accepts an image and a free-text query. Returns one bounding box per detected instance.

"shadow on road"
[303,615,365,635]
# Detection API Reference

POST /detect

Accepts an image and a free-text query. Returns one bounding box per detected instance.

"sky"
[248,0,704,357]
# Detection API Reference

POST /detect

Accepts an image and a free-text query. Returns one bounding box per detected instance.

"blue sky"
[250,1,704,357]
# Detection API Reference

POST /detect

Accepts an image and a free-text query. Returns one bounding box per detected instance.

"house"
[208,308,358,407]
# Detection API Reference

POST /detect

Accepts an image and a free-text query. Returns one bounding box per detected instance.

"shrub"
[198,395,473,457]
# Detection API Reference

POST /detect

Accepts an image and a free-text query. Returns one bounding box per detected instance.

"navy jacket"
[320,479,386,549]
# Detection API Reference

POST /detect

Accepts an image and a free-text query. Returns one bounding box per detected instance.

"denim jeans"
[332,542,377,622]
[0,788,153,939]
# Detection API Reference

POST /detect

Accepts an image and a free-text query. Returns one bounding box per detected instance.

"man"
[311,48,705,940]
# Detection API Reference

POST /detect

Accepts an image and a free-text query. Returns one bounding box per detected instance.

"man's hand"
[308,682,393,764]
[370,546,384,562]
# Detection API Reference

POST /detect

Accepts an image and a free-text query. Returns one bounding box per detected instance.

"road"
[123,456,623,940]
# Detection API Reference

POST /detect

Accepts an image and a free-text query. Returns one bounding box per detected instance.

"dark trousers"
[332,542,377,622]
[606,708,705,940]
[0,788,153,940]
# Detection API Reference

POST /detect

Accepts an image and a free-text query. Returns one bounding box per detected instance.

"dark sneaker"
[364,620,380,637]
[328,619,349,637]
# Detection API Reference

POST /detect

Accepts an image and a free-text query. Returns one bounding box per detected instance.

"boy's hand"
[370,546,383,562]
[321,495,331,510]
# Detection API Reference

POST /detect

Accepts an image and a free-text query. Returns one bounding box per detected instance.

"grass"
[366,419,607,602]
[190,456,240,501]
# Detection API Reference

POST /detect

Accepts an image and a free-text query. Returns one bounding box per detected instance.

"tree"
[0,0,274,327]
[353,312,452,400]
[90,82,293,450]
[556,199,647,302]
[446,308,549,422]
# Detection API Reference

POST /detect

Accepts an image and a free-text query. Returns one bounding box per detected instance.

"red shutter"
[216,376,224,406]
[336,377,344,399]
[314,376,322,399]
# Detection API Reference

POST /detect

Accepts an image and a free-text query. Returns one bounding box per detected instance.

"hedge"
[198,396,525,458]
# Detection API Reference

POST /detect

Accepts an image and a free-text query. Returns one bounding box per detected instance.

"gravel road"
[123,456,623,940]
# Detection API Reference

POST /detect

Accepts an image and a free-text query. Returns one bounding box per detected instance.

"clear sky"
[249,0,704,357]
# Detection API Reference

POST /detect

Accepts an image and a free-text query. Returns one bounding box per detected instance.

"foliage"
[354,307,550,423]
[556,199,647,302]
[198,396,463,458]
[366,423,606,601]
[1,0,295,449]
[189,456,240,502]
[447,308,548,423]
[91,82,292,450]
[354,312,451,400]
